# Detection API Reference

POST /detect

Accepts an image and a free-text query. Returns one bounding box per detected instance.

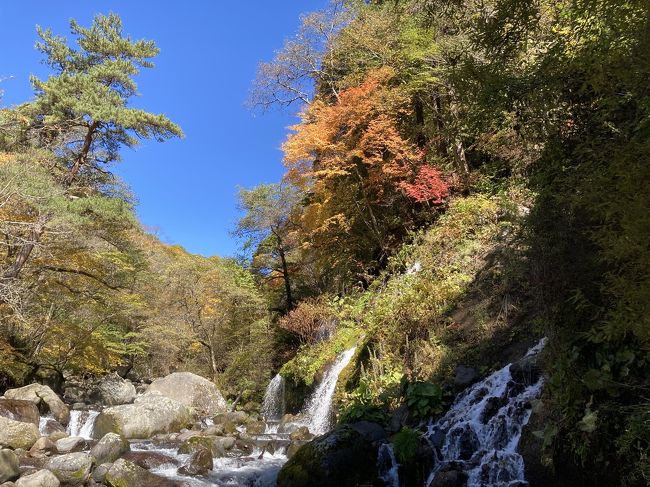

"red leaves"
[399,165,449,204]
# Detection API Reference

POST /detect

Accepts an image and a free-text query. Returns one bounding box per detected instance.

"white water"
[262,374,285,423]
[66,409,99,439]
[378,443,400,487]
[300,347,356,435]
[38,414,54,435]
[424,338,546,487]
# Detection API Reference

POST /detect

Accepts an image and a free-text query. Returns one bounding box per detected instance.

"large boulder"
[90,433,129,465]
[145,372,226,417]
[0,449,19,483]
[0,417,39,450]
[54,437,85,454]
[4,385,69,426]
[14,469,60,487]
[92,373,136,406]
[105,459,184,487]
[0,400,39,427]
[277,425,380,487]
[46,452,92,486]
[93,395,193,440]
[121,451,179,470]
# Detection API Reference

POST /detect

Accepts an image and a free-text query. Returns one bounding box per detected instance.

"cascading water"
[300,347,356,435]
[377,443,400,487]
[262,373,286,421]
[424,338,547,487]
[67,409,99,439]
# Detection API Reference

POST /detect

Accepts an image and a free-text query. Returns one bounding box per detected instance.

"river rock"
[177,447,212,476]
[145,372,226,417]
[14,469,60,487]
[177,436,223,457]
[46,452,92,486]
[93,395,192,439]
[54,436,85,454]
[0,400,39,427]
[428,464,468,487]
[277,425,379,487]
[213,410,248,426]
[288,426,312,442]
[93,374,136,406]
[29,438,56,456]
[90,433,129,464]
[91,463,111,484]
[0,449,19,483]
[245,420,265,435]
[105,458,183,487]
[39,419,65,437]
[4,386,69,426]
[121,451,179,470]
[0,418,39,450]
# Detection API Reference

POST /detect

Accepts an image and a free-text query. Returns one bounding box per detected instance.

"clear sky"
[0,1,326,257]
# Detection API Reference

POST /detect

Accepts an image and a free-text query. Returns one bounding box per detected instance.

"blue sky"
[0,1,326,257]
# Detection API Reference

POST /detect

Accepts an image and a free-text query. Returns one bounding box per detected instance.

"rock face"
[0,449,20,483]
[277,425,379,487]
[0,400,40,426]
[46,452,92,486]
[0,417,40,450]
[93,395,193,439]
[15,469,60,487]
[105,458,183,487]
[90,432,130,464]
[4,385,69,426]
[93,373,136,406]
[145,372,227,417]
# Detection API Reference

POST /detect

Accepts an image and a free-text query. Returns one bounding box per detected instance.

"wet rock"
[218,436,235,450]
[4,386,69,426]
[509,358,541,387]
[454,366,477,389]
[46,452,92,486]
[39,420,65,437]
[145,372,226,417]
[448,426,479,461]
[90,433,129,464]
[14,469,60,487]
[93,395,192,440]
[480,396,507,424]
[177,436,224,457]
[213,411,248,426]
[202,424,224,436]
[54,436,85,454]
[176,430,200,442]
[0,418,39,450]
[29,438,56,456]
[93,373,136,406]
[177,447,212,476]
[105,458,184,487]
[245,420,265,435]
[0,449,19,483]
[288,426,312,442]
[121,451,179,470]
[0,401,39,427]
[349,421,387,443]
[277,425,380,487]
[428,465,468,487]
[387,404,410,433]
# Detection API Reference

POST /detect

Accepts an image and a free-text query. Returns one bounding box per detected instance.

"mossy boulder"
[177,436,224,457]
[90,433,130,464]
[277,425,379,487]
[46,452,92,486]
[105,458,182,487]
[0,417,39,450]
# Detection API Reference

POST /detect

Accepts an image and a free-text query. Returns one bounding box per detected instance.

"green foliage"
[392,427,420,464]
[405,381,443,419]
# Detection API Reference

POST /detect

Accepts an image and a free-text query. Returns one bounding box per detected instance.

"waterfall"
[67,409,99,439]
[301,347,356,435]
[378,443,400,487]
[38,414,54,435]
[424,338,547,487]
[262,373,286,422]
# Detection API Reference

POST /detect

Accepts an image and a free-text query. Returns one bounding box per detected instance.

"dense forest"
[1,1,648,486]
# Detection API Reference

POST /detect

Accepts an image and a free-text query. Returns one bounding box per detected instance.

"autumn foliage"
[399,165,449,204]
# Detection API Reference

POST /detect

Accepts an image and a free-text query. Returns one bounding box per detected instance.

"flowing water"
[261,374,285,432]
[67,409,99,439]
[377,443,400,487]
[424,338,546,487]
[299,347,357,435]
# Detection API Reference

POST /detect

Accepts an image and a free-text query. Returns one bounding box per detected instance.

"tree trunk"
[66,121,100,186]
[2,215,47,281]
[278,245,294,311]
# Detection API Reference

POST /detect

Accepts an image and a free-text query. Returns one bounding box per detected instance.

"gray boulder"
[90,433,129,464]
[14,469,60,487]
[46,452,92,486]
[178,448,212,476]
[0,400,39,426]
[454,366,478,389]
[0,418,39,450]
[93,374,136,406]
[29,438,56,456]
[0,449,19,483]
[93,395,192,439]
[4,386,69,426]
[145,372,226,416]
[105,459,184,487]
[54,437,85,454]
